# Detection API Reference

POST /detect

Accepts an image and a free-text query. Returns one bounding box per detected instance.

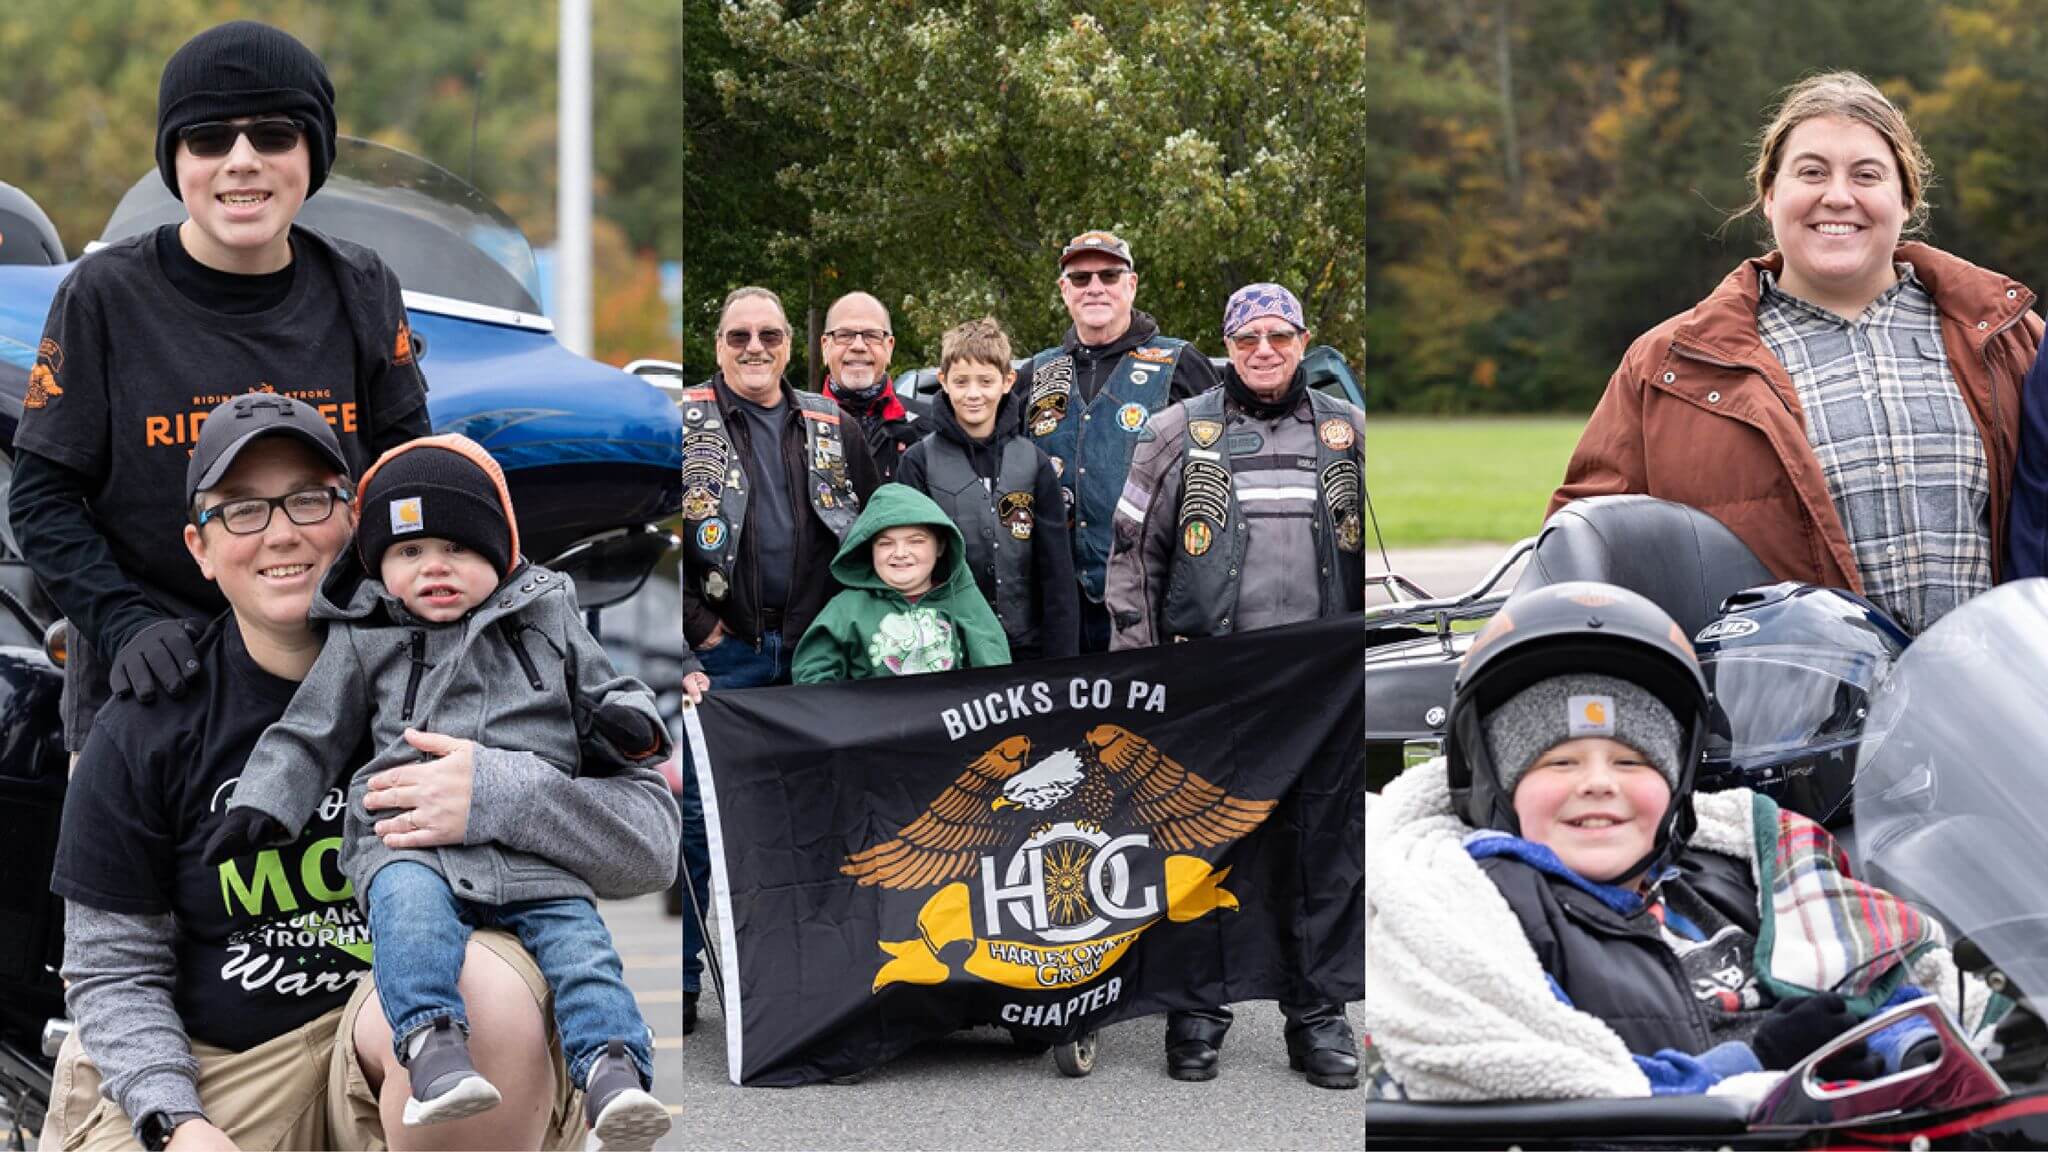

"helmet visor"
[1701,647,1887,765]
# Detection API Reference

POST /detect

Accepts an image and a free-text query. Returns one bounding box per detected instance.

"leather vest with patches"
[1026,337,1185,601]
[1161,387,1364,640]
[678,386,860,602]
[924,435,1042,650]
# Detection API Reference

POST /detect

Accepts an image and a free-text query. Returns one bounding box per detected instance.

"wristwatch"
[138,1109,204,1151]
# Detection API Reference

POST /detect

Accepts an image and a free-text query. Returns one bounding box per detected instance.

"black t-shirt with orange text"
[17,224,428,619]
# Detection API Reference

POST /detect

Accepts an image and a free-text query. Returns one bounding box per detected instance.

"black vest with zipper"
[923,434,1042,651]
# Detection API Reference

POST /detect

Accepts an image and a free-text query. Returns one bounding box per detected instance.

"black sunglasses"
[1063,268,1128,288]
[179,118,306,159]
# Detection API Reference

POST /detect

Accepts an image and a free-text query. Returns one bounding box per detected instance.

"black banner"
[688,616,1363,1086]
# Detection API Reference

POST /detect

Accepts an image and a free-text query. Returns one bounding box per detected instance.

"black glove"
[202,809,287,866]
[1752,993,1868,1072]
[110,619,202,704]
[591,701,665,759]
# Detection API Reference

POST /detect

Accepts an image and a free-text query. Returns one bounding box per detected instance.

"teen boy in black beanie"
[11,18,431,756]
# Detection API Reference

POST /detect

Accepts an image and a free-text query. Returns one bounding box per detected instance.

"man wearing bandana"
[1107,282,1365,1088]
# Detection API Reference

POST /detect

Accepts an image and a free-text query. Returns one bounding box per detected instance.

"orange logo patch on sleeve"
[24,364,62,409]
[393,321,416,366]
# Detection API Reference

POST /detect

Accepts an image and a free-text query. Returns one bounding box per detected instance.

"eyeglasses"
[178,118,306,158]
[194,486,350,535]
[1228,328,1302,352]
[1062,268,1128,288]
[722,327,788,350]
[825,328,891,347]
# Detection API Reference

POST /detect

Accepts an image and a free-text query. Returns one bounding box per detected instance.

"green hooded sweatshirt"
[793,483,1012,683]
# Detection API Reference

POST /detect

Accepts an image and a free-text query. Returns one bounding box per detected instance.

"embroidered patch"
[1048,456,1065,477]
[1337,512,1361,553]
[999,491,1035,540]
[698,518,727,550]
[1181,459,1232,533]
[1117,402,1147,432]
[704,570,729,600]
[1027,355,1075,437]
[393,320,416,366]
[1318,418,1356,451]
[683,428,730,504]
[684,406,706,424]
[1567,694,1615,738]
[681,486,719,521]
[391,497,424,535]
[1189,419,1223,448]
[1183,520,1214,556]
[1132,345,1175,365]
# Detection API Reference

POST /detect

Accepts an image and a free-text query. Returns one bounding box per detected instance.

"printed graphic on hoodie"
[869,607,960,674]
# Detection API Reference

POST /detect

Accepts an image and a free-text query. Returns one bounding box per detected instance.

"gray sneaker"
[585,1038,670,1151]
[399,1018,503,1127]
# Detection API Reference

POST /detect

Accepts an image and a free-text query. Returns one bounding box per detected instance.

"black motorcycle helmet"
[1694,582,1909,827]
[1447,581,1710,885]
[0,182,63,265]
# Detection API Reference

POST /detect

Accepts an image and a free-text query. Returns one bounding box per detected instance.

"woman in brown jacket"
[1553,72,2043,636]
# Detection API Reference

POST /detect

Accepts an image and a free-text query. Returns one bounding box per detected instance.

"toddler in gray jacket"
[203,433,674,1150]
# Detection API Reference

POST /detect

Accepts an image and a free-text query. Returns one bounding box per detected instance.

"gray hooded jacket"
[230,558,676,908]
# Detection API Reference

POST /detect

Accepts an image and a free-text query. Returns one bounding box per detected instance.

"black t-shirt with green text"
[51,616,373,1051]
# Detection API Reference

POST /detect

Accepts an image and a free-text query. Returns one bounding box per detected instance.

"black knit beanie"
[356,446,515,579]
[157,21,338,200]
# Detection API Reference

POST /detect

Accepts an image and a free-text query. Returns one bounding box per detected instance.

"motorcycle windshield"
[101,137,542,316]
[1701,647,1884,762]
[1854,579,2048,1003]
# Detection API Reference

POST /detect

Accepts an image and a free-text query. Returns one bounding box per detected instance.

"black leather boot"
[1165,1038,1220,1082]
[683,991,698,1036]
[1283,1002,1360,1089]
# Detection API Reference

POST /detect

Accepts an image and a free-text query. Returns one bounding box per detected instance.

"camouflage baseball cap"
[1059,230,1134,269]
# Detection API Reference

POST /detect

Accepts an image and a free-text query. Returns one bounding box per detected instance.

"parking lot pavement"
[668,904,1363,1152]
[604,894,685,1150]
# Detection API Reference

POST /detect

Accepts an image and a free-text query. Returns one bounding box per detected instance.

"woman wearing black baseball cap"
[44,394,678,1149]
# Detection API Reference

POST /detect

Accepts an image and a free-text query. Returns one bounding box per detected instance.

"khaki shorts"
[43,930,585,1151]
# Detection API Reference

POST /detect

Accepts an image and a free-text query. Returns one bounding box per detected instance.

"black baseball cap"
[186,392,350,505]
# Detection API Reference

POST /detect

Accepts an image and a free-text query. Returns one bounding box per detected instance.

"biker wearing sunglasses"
[1013,230,1221,654]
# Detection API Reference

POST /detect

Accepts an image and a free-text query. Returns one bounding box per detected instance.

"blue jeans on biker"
[366,861,653,1089]
[682,629,792,995]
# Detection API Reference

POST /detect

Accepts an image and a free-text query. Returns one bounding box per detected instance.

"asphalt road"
[670,900,1364,1152]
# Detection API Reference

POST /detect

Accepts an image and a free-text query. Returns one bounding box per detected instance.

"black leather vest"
[924,434,1042,649]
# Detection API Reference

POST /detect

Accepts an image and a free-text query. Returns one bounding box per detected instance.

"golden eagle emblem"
[841,725,1277,891]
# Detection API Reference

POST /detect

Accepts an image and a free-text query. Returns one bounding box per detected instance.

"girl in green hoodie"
[793,483,1012,683]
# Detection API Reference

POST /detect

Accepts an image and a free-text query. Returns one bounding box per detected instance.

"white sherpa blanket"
[1364,759,1988,1102]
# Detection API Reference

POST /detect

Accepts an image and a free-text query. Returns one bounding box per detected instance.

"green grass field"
[1365,416,1586,546]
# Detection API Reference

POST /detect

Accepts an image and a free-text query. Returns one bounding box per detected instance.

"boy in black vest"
[897,318,1078,661]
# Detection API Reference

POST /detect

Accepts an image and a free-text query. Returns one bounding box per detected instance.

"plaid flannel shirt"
[1757,265,1991,634]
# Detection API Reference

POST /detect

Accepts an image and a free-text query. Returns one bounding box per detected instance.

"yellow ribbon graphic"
[871,855,1237,992]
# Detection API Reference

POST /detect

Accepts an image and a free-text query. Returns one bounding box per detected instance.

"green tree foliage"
[697,0,1367,383]
[0,0,679,364]
[1369,0,1958,414]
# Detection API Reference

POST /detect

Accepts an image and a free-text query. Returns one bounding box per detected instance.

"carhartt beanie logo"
[157,21,339,200]
[356,445,515,578]
[1483,673,1685,799]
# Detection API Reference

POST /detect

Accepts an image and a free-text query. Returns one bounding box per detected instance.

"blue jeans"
[682,629,791,994]
[366,861,652,1089]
